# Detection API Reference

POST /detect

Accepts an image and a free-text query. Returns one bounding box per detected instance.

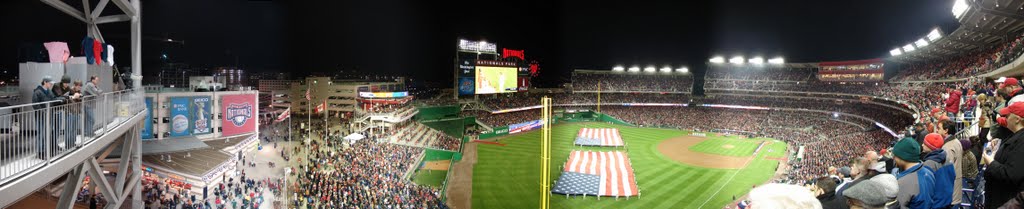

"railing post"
[44,102,51,163]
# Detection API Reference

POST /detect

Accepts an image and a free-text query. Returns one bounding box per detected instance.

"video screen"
[475,66,519,94]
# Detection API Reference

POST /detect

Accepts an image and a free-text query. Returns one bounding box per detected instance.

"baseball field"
[460,122,787,209]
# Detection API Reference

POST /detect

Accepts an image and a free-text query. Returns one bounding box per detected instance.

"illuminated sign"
[458,39,497,54]
[358,91,409,98]
[475,60,518,67]
[502,48,524,60]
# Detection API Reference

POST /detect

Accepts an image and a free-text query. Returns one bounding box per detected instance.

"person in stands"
[893,138,935,209]
[983,102,1024,206]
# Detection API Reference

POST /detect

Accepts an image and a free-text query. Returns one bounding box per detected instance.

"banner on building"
[142,97,154,139]
[458,77,475,95]
[517,77,530,92]
[169,97,191,137]
[192,96,212,135]
[221,94,257,137]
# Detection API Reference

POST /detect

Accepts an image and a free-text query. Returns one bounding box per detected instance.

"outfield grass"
[413,169,448,188]
[471,122,786,209]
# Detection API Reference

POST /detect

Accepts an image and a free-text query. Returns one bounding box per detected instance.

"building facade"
[288,77,405,115]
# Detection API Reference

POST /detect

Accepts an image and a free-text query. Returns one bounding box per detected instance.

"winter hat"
[924,133,945,151]
[893,138,921,163]
[870,174,899,200]
[843,179,889,208]
[959,139,972,151]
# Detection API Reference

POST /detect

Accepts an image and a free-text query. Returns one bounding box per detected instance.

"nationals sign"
[221,94,257,137]
[502,48,524,60]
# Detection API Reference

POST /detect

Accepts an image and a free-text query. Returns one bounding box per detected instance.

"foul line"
[696,144,760,209]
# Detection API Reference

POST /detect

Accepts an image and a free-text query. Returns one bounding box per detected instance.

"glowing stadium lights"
[903,44,916,52]
[676,67,689,73]
[890,48,903,56]
[927,29,942,41]
[643,66,656,73]
[952,0,970,19]
[628,66,640,72]
[729,56,745,64]
[659,66,672,73]
[612,66,625,72]
[767,57,784,64]
[748,57,764,64]
[709,56,725,64]
[915,39,929,48]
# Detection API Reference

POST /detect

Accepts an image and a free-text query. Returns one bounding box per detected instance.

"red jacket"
[945,90,961,114]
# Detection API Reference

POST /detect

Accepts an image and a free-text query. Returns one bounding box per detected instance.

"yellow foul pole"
[540,97,552,209]
[597,81,601,113]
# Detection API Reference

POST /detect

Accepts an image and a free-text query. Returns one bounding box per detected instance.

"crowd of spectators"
[295,134,445,208]
[705,67,817,81]
[891,34,1024,81]
[571,72,693,92]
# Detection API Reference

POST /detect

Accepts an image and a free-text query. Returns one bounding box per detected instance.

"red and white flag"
[274,108,290,123]
[314,100,326,114]
[562,151,638,196]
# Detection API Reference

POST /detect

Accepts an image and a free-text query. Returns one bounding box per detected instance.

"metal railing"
[0,88,144,186]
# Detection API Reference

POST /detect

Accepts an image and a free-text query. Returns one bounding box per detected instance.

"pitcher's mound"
[657,136,751,169]
[722,144,735,149]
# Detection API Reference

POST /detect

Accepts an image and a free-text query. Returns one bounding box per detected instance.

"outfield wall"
[477,113,633,139]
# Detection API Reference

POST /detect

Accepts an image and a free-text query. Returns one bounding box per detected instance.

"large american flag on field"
[551,151,638,197]
[574,128,625,146]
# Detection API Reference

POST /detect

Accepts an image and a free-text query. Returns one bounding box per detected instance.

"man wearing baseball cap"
[984,102,1024,206]
[31,76,67,159]
[893,137,935,209]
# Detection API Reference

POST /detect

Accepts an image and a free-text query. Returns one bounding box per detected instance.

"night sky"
[1,0,959,87]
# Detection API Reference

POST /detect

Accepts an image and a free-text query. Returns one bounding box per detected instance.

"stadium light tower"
[613,66,625,72]
[628,66,641,73]
[729,56,745,64]
[903,44,916,52]
[915,39,929,48]
[748,57,764,64]
[768,57,785,64]
[643,66,657,73]
[676,67,689,73]
[659,66,672,73]
[709,56,725,64]
[890,48,903,56]
[927,28,943,41]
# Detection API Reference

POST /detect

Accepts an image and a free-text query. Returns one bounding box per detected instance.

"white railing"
[0,88,144,186]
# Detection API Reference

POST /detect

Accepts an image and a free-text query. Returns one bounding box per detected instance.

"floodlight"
[890,48,903,56]
[660,67,672,73]
[643,66,656,73]
[729,56,745,64]
[676,67,689,73]
[927,29,942,41]
[903,44,916,52]
[628,66,640,72]
[709,56,725,64]
[952,0,970,19]
[768,57,785,64]
[915,39,929,48]
[748,57,764,64]
[613,66,625,71]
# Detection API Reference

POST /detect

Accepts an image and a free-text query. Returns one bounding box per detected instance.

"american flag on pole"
[305,87,312,101]
[274,108,290,123]
[574,128,625,146]
[551,151,638,197]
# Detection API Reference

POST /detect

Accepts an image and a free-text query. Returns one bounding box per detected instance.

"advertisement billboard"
[517,77,530,92]
[221,94,257,137]
[169,97,191,137]
[192,96,212,135]
[508,120,543,134]
[142,97,153,139]
[475,66,518,94]
[458,58,476,76]
[458,77,475,95]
